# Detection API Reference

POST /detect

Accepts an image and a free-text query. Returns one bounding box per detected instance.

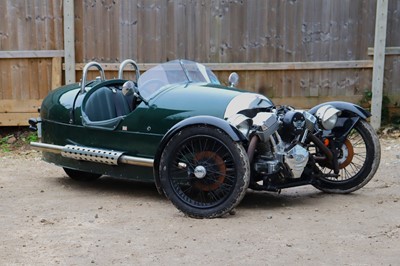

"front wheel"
[159,126,250,218]
[313,119,381,193]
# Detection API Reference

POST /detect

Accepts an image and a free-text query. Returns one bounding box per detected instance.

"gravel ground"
[0,137,399,265]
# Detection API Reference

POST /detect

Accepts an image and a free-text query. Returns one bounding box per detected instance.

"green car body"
[37,60,265,182]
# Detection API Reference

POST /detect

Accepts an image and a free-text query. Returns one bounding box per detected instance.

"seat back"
[84,87,117,121]
[84,86,132,122]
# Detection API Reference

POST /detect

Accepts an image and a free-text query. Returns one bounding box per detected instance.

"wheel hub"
[194,165,207,179]
[193,151,226,191]
[338,139,354,169]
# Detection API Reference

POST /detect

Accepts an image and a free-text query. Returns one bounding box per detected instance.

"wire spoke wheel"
[320,135,366,181]
[159,126,250,218]
[313,119,380,193]
[171,137,235,206]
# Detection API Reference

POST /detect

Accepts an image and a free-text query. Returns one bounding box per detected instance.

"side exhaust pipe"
[30,142,154,167]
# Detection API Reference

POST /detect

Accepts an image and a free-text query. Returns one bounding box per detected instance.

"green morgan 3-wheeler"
[30,59,381,218]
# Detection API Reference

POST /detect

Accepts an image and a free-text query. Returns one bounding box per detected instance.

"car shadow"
[51,175,162,200]
[48,175,361,212]
[238,187,359,211]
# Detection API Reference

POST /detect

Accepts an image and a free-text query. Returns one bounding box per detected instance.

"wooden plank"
[119,1,138,62]
[51,57,62,90]
[0,59,7,99]
[272,96,364,109]
[19,60,30,99]
[52,1,64,50]
[10,59,21,99]
[1,60,12,99]
[357,1,369,60]
[0,50,64,58]
[27,58,38,99]
[0,99,42,113]
[6,1,18,51]
[74,1,83,62]
[367,46,400,55]
[371,0,388,130]
[0,112,39,126]
[205,61,374,71]
[37,59,52,99]
[71,60,373,72]
[63,0,76,84]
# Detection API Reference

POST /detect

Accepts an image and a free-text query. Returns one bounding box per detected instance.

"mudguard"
[310,101,370,142]
[308,101,370,119]
[153,115,244,194]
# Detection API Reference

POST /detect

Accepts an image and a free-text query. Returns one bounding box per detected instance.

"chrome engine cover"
[285,144,309,178]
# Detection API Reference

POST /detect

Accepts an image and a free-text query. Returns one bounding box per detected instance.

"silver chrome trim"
[118,59,140,82]
[30,142,154,167]
[118,155,154,167]
[224,93,270,119]
[61,145,123,165]
[80,61,105,93]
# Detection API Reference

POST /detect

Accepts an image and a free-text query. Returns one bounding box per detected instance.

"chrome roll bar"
[80,61,106,93]
[118,59,140,82]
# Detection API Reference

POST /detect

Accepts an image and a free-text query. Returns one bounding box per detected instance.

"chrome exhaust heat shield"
[30,142,154,167]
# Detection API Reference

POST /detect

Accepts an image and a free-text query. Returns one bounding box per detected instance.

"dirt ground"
[0,136,399,265]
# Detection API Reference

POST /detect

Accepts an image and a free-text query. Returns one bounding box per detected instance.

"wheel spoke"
[316,122,370,182]
[207,190,220,202]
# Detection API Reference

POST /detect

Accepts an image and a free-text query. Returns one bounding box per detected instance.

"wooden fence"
[0,0,399,126]
[0,0,63,126]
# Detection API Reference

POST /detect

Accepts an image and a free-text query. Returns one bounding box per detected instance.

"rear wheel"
[63,167,101,182]
[159,126,250,218]
[313,119,380,193]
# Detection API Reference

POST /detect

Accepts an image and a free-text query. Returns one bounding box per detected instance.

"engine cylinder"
[280,111,306,142]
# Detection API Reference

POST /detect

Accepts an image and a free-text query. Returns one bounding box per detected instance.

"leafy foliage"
[0,128,39,153]
[359,89,391,125]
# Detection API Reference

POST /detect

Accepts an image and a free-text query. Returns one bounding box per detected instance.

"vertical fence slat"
[64,0,75,84]
[371,0,389,130]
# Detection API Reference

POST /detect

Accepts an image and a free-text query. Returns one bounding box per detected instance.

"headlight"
[228,114,252,138]
[315,105,341,130]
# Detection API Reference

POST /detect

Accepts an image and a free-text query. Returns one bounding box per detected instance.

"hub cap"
[194,165,207,179]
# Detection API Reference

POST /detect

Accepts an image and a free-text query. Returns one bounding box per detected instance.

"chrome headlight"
[228,114,253,138]
[315,105,341,130]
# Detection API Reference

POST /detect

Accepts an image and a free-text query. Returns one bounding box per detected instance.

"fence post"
[64,0,76,84]
[371,0,388,131]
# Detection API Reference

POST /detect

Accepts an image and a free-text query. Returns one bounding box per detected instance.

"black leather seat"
[82,86,132,129]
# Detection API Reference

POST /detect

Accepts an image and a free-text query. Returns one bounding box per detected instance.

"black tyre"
[313,119,380,193]
[63,167,102,182]
[159,126,250,218]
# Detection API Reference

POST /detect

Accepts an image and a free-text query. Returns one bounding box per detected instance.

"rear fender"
[153,115,244,194]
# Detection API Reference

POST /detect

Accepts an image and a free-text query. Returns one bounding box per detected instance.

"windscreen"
[137,60,220,99]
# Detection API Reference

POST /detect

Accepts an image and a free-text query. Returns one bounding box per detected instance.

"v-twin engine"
[284,144,309,178]
[254,139,309,179]
[253,111,312,179]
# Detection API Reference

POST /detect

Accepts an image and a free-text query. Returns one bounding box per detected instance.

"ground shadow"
[49,174,162,200]
[47,174,362,212]
[238,186,360,211]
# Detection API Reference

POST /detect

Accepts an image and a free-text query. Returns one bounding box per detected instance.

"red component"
[323,138,330,147]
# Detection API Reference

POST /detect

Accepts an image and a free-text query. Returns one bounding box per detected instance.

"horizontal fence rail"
[73,60,374,72]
